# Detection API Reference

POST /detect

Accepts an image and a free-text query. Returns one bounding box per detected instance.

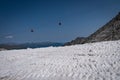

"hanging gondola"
[58,22,62,26]
[31,29,34,32]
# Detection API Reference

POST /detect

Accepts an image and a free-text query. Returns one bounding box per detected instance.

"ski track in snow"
[0,40,120,80]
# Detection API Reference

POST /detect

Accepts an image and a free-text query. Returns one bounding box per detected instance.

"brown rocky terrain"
[65,12,120,46]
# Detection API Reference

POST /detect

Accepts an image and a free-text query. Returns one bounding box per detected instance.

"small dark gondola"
[58,22,62,26]
[31,29,34,32]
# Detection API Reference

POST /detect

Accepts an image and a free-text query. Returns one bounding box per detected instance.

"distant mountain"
[65,12,120,46]
[0,42,64,50]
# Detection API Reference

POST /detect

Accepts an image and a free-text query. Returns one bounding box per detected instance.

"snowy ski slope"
[0,40,120,80]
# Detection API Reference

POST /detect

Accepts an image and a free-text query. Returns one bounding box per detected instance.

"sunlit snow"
[0,40,120,80]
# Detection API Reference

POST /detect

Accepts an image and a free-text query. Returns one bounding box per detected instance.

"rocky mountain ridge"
[65,12,120,46]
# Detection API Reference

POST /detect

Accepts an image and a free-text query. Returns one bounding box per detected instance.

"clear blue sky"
[0,0,120,43]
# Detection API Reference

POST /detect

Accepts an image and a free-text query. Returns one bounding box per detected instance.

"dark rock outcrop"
[64,12,120,46]
[64,37,86,46]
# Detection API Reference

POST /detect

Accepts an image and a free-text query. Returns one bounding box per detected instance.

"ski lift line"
[29,19,63,32]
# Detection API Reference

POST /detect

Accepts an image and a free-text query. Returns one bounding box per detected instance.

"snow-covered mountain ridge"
[0,40,120,80]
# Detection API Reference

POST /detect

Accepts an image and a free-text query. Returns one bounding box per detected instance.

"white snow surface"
[0,40,120,80]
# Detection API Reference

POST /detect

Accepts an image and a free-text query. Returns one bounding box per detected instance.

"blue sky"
[0,0,120,43]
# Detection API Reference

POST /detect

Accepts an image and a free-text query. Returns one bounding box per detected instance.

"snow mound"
[0,40,120,80]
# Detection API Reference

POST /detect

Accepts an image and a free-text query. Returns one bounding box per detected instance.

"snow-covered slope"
[0,40,120,80]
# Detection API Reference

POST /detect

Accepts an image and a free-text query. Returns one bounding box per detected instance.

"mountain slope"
[65,12,120,46]
[85,12,120,43]
[0,40,120,80]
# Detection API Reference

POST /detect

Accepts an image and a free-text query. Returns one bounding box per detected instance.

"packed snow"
[0,40,120,80]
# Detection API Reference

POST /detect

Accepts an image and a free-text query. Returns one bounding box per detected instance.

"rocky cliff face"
[65,12,120,46]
